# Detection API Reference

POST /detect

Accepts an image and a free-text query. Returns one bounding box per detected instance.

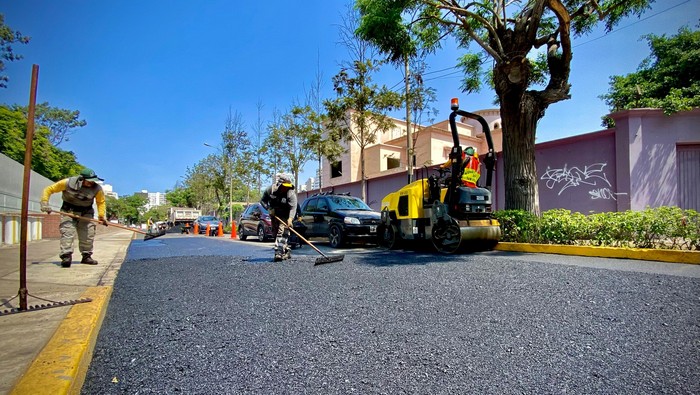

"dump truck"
[168,207,201,230]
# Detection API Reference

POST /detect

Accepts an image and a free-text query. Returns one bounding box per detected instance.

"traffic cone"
[231,224,237,239]
[206,223,211,236]
[194,222,199,234]
[217,224,223,237]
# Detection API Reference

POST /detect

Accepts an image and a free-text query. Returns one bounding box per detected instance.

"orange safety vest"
[461,154,481,188]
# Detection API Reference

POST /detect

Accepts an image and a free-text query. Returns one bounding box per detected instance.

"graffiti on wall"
[540,163,628,200]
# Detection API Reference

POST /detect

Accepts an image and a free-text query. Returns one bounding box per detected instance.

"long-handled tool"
[273,215,344,265]
[57,211,164,240]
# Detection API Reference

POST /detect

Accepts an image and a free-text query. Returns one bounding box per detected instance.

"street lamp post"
[204,143,233,227]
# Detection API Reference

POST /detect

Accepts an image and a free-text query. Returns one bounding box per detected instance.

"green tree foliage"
[600,26,700,125]
[143,205,169,222]
[0,14,30,89]
[165,187,195,208]
[0,104,83,180]
[221,109,254,204]
[266,103,326,188]
[105,194,148,224]
[355,0,653,214]
[14,102,87,146]
[325,59,402,201]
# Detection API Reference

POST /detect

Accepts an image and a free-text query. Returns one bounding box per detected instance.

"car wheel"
[328,225,344,248]
[238,225,247,241]
[257,225,267,242]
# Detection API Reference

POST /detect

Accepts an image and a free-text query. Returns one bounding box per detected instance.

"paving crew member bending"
[40,168,108,268]
[260,173,297,262]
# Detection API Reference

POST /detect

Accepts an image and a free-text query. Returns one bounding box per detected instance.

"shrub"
[495,206,699,250]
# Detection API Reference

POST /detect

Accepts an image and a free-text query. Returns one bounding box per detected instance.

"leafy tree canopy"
[13,102,87,146]
[0,104,83,180]
[601,26,700,120]
[0,14,30,89]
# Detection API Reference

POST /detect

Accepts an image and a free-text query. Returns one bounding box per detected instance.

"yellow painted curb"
[11,286,113,395]
[495,242,700,264]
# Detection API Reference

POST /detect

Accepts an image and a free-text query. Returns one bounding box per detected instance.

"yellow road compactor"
[378,98,501,253]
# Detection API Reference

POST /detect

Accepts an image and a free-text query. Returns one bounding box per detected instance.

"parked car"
[237,203,274,241]
[193,215,222,235]
[299,192,381,248]
[237,203,307,249]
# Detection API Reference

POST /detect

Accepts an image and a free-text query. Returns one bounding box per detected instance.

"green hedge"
[493,207,700,251]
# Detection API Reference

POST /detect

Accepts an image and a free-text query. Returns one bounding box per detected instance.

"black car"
[237,203,274,241]
[299,193,380,248]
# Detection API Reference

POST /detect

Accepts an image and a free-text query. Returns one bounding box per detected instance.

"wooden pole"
[19,64,39,311]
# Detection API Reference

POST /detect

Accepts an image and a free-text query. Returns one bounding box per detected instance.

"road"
[82,234,700,394]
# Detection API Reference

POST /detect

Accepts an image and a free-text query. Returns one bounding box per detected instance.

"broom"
[57,211,165,241]
[272,215,344,265]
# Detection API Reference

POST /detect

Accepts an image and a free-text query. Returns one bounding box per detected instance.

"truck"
[168,207,201,231]
[377,98,501,253]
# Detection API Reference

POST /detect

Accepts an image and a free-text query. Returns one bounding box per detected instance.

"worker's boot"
[272,247,284,262]
[80,253,98,265]
[282,247,291,260]
[60,253,72,268]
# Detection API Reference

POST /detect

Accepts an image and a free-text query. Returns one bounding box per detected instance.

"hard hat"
[465,147,475,156]
[276,173,293,187]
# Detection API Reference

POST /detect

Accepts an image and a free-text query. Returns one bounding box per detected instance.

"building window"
[387,157,400,170]
[493,122,500,129]
[331,161,342,178]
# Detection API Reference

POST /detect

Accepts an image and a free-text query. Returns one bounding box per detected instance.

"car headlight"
[344,217,361,225]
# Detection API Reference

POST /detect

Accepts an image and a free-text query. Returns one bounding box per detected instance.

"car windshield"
[201,216,217,221]
[328,196,371,211]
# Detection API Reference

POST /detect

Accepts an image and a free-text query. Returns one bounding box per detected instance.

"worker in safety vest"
[40,168,108,268]
[442,146,481,188]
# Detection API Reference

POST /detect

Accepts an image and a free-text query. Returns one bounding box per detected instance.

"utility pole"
[405,56,413,184]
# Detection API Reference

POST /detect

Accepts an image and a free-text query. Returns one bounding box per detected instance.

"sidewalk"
[0,225,134,395]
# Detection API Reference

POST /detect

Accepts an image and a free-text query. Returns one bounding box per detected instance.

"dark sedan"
[299,193,380,248]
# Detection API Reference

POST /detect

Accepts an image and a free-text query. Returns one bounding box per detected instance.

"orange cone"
[231,223,237,239]
[206,223,211,236]
[194,222,199,234]
[217,223,223,237]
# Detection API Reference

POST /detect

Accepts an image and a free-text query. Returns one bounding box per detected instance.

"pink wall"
[611,108,700,210]
[516,129,619,213]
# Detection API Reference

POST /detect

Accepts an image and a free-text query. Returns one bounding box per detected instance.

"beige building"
[320,109,504,188]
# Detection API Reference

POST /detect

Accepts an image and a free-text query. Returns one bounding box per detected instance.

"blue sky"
[2,0,698,196]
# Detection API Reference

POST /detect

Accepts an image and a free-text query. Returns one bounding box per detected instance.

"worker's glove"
[269,208,276,217]
[99,216,109,226]
[287,217,293,227]
[40,202,52,214]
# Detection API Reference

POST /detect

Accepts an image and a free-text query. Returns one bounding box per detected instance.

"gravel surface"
[83,251,700,394]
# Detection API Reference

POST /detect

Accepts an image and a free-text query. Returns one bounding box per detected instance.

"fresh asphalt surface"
[82,234,699,394]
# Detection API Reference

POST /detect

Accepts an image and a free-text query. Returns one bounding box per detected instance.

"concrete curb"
[495,242,700,264]
[10,286,112,395]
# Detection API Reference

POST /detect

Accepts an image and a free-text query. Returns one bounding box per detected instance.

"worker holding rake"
[40,168,108,268]
[261,173,297,262]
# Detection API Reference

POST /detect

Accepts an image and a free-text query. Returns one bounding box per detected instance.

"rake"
[57,211,165,240]
[273,215,344,265]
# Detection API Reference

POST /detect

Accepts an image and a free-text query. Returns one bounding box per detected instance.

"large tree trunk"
[499,90,542,215]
